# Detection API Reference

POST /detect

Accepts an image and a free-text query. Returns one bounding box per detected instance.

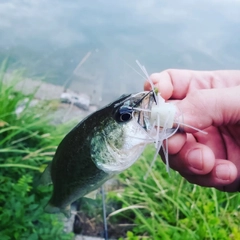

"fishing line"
[121,59,146,80]
[101,185,108,240]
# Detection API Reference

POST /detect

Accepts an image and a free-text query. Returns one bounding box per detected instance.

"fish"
[40,61,207,217]
[40,91,158,217]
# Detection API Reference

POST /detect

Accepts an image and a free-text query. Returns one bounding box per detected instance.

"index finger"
[144,69,240,100]
[144,69,193,100]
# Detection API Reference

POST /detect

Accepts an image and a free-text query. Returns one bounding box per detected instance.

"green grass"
[2,58,240,240]
[108,147,240,240]
[0,59,74,240]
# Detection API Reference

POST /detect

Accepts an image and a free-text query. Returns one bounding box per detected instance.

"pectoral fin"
[84,190,98,199]
[37,162,52,186]
[45,202,71,218]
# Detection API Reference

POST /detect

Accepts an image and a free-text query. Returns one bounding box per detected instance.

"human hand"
[144,70,240,192]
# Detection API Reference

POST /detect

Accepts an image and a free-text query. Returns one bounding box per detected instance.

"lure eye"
[115,105,133,122]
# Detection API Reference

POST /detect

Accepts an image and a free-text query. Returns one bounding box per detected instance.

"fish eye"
[115,105,133,122]
[120,112,132,122]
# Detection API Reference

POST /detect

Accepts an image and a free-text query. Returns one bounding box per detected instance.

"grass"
[108,147,240,240]
[0,59,74,240]
[1,58,240,240]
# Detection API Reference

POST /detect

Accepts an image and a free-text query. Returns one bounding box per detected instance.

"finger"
[144,71,174,100]
[193,126,226,159]
[165,132,197,156]
[165,132,187,155]
[166,142,215,175]
[144,69,240,100]
[176,86,240,130]
[180,160,238,192]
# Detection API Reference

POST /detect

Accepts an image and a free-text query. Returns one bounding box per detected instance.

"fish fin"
[44,203,60,214]
[44,203,71,218]
[84,190,98,199]
[37,162,52,186]
[61,205,72,218]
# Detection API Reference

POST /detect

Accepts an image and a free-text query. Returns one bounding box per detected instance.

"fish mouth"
[113,90,155,131]
[130,91,155,131]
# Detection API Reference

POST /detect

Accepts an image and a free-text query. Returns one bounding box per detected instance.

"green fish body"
[41,92,154,217]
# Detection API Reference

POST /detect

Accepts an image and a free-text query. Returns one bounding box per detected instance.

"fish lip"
[130,91,149,98]
[130,91,154,131]
[114,91,150,106]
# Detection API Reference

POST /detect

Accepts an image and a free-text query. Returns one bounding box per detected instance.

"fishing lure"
[135,60,207,178]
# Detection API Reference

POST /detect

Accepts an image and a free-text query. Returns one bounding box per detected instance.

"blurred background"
[1,1,240,239]
[1,0,240,106]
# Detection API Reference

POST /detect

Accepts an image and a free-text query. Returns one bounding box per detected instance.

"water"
[1,0,240,106]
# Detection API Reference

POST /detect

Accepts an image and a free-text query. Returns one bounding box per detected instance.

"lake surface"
[1,0,240,105]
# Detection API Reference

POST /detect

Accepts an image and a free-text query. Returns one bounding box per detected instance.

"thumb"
[176,85,240,131]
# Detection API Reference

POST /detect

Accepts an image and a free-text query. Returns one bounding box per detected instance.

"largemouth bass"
[40,91,156,217]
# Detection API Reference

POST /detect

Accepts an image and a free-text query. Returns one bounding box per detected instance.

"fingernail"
[216,164,230,180]
[187,149,203,170]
